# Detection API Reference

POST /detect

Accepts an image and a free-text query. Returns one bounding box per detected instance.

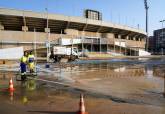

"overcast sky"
[0,0,165,35]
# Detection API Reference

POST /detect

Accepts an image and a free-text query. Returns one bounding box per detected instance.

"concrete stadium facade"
[0,8,147,56]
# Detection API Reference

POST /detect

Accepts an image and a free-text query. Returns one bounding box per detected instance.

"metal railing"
[81,37,109,45]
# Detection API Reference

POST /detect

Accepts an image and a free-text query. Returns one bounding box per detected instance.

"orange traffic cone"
[78,94,88,114]
[9,78,15,92]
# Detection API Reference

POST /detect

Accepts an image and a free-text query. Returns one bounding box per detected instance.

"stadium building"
[0,8,149,57]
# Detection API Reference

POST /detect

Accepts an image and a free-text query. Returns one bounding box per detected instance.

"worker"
[20,51,28,80]
[49,50,55,62]
[27,51,35,73]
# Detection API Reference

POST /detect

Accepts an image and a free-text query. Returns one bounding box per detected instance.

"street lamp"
[144,0,149,51]
[160,20,165,25]
[160,20,165,98]
[144,0,149,34]
[159,20,165,55]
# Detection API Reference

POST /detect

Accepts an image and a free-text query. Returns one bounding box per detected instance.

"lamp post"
[160,20,165,98]
[160,20,165,28]
[144,0,149,51]
[160,20,165,55]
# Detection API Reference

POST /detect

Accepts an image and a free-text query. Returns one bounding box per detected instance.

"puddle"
[0,58,165,114]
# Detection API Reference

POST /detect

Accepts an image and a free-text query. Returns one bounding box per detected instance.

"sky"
[0,0,164,36]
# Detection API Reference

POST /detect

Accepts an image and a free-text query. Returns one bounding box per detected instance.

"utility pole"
[144,0,149,51]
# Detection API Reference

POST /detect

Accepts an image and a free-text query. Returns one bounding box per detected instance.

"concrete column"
[107,38,108,53]
[130,48,132,56]
[100,38,101,54]
[45,28,50,33]
[113,34,116,53]
[82,31,85,56]
[126,36,129,40]
[119,35,122,54]
[22,26,28,32]
[0,24,4,30]
[91,39,93,52]
[133,37,136,41]
[125,46,127,55]
[118,35,122,40]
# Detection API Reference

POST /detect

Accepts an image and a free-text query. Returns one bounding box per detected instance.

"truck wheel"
[70,55,76,61]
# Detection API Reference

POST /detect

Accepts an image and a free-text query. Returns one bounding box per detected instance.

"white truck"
[49,46,78,62]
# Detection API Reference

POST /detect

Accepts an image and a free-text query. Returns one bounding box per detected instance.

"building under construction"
[0,8,148,58]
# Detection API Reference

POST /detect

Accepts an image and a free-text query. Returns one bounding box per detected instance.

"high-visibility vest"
[28,54,34,63]
[20,56,27,63]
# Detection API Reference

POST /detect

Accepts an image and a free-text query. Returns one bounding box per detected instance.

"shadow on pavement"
[28,110,77,114]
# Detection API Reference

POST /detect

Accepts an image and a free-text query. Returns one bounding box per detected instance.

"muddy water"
[0,58,165,114]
